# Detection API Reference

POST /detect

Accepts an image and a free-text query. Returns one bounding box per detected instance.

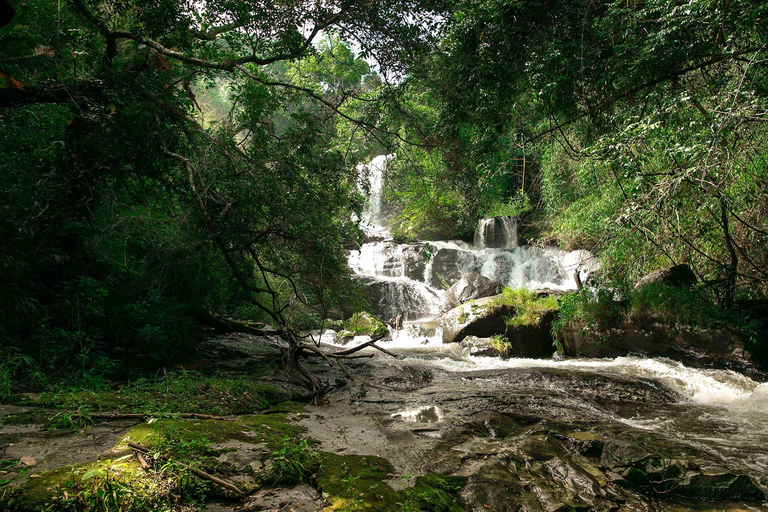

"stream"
[303,155,768,510]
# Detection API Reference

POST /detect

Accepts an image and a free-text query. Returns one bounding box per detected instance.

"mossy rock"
[316,453,465,512]
[2,458,204,512]
[344,312,388,336]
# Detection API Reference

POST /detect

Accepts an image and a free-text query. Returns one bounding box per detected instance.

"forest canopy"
[1,0,767,392]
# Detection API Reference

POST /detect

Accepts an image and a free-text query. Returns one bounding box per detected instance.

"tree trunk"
[719,197,738,307]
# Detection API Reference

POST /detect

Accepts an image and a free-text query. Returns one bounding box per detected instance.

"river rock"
[600,438,765,501]
[559,316,766,379]
[444,272,503,310]
[460,336,501,357]
[440,295,514,344]
[354,275,441,321]
[503,309,558,358]
[361,242,427,281]
[426,247,477,289]
[634,263,697,290]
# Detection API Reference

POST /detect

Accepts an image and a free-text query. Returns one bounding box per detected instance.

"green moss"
[2,458,207,512]
[111,414,303,459]
[344,312,388,336]
[316,453,465,512]
[35,370,291,419]
[3,410,50,425]
[400,474,466,512]
[263,401,308,414]
[317,452,398,510]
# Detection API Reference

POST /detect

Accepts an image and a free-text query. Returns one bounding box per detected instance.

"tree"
[0,0,448,390]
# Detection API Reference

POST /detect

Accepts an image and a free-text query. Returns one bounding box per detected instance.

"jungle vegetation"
[1,0,767,392]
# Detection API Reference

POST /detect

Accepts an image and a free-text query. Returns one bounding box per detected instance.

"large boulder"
[460,336,502,357]
[444,272,503,310]
[503,309,558,359]
[355,275,441,321]
[559,316,766,379]
[440,295,514,344]
[427,247,478,289]
[600,438,765,501]
[634,264,697,290]
[353,242,427,281]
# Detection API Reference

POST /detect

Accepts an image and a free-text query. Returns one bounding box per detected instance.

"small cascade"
[350,157,598,322]
[474,216,518,248]
[357,154,393,239]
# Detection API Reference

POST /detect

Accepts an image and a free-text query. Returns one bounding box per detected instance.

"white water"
[357,154,393,239]
[343,156,768,479]
[351,155,598,321]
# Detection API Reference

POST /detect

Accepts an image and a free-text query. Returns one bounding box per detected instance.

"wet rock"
[444,272,503,310]
[355,275,441,320]
[460,336,501,357]
[600,438,766,501]
[210,484,322,511]
[634,264,697,290]
[503,308,558,358]
[440,295,514,344]
[360,242,428,281]
[559,317,766,379]
[404,320,438,338]
[427,247,478,288]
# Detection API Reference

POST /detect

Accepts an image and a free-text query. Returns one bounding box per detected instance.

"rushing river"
[312,156,768,508]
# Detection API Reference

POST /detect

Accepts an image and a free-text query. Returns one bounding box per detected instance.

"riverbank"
[3,332,768,511]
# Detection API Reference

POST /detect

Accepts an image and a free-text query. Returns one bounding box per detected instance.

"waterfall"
[474,216,518,248]
[350,157,598,322]
[357,154,393,238]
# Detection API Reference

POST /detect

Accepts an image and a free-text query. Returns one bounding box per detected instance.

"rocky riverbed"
[2,332,768,511]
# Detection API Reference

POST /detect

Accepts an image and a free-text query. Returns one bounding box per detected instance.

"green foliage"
[483,191,532,219]
[630,284,732,328]
[489,335,511,358]
[344,312,388,336]
[0,0,446,393]
[268,438,320,485]
[3,459,207,512]
[552,289,625,337]
[36,370,288,418]
[497,287,559,327]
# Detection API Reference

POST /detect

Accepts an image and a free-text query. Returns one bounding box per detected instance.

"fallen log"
[195,309,280,336]
[128,442,244,496]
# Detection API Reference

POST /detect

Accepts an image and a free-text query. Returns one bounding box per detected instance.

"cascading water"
[357,154,392,239]
[474,216,518,248]
[349,156,596,321]
[337,157,768,500]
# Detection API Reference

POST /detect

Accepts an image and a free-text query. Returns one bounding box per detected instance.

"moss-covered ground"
[1,367,467,512]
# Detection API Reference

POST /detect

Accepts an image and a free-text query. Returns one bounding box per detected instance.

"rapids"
[331,156,768,506]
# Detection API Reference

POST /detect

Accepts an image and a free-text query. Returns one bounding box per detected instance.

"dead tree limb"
[194,309,280,336]
[128,442,244,496]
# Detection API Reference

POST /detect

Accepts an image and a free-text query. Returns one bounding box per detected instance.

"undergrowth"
[496,288,559,327]
[38,370,286,416]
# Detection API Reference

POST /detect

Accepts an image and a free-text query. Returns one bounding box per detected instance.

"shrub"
[344,312,388,336]
[496,287,559,327]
